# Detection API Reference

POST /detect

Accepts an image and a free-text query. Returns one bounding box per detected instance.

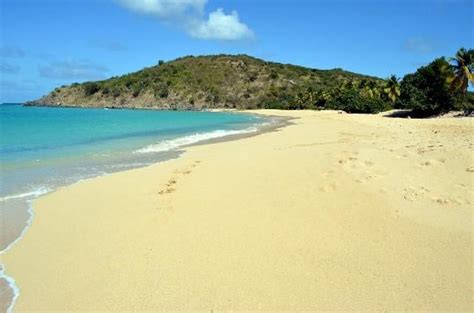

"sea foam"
[135,127,258,154]
[0,187,52,202]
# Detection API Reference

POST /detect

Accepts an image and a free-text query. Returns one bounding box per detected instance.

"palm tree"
[449,48,474,93]
[384,75,401,102]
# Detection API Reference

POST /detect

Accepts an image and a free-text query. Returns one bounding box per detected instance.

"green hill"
[28,54,384,110]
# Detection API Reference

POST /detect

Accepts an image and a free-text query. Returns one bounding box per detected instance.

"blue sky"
[0,0,472,103]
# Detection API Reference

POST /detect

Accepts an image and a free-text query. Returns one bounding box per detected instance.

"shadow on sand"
[383,109,473,119]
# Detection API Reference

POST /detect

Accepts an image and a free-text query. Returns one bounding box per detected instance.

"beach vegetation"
[153,83,169,98]
[398,58,459,116]
[83,82,100,96]
[36,51,473,115]
[394,48,474,116]
[383,75,401,103]
[449,48,474,94]
[39,54,384,110]
[325,89,388,113]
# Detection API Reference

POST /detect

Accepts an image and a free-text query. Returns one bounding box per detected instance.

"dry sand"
[1,110,473,312]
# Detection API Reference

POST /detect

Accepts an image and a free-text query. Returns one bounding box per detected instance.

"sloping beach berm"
[2,110,472,311]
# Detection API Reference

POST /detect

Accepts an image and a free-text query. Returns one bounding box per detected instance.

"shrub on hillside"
[131,83,142,97]
[111,88,121,98]
[83,82,100,96]
[153,83,169,98]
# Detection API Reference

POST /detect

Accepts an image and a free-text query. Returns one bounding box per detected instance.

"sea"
[0,103,273,313]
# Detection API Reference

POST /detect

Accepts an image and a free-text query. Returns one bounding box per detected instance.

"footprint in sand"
[174,168,192,175]
[403,186,430,202]
[420,160,437,167]
[158,177,178,195]
[158,187,175,195]
[433,197,449,205]
[422,159,448,167]
[417,147,433,154]
[431,196,460,205]
[320,183,337,193]
[191,160,202,168]
[337,153,360,166]
[159,161,202,195]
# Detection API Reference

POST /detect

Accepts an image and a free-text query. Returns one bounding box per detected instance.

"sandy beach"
[1,110,472,312]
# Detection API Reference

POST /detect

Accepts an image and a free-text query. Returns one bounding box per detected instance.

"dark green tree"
[398,58,457,115]
[326,89,387,113]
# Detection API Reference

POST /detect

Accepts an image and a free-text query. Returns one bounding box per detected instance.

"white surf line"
[135,127,259,154]
[0,264,19,313]
[0,201,37,313]
[0,187,51,202]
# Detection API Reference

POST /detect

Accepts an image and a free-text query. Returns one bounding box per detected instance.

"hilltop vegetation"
[29,51,473,115]
[29,54,388,112]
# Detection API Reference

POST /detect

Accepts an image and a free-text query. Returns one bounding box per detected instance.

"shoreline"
[0,110,284,252]
[1,109,472,311]
[0,111,289,312]
[0,108,279,251]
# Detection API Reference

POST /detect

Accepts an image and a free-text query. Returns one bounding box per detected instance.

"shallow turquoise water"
[0,104,271,313]
[0,104,267,252]
[0,105,261,166]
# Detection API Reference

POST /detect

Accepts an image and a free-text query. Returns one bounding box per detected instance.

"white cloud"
[118,0,254,41]
[119,0,206,18]
[190,9,254,40]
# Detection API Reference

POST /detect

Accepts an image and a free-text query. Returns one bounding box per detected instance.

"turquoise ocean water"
[0,104,270,312]
[0,104,268,250]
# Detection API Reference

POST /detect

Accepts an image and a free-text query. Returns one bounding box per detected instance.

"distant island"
[28,51,473,116]
[27,55,384,110]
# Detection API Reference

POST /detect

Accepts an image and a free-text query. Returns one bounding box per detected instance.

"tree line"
[277,48,473,116]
